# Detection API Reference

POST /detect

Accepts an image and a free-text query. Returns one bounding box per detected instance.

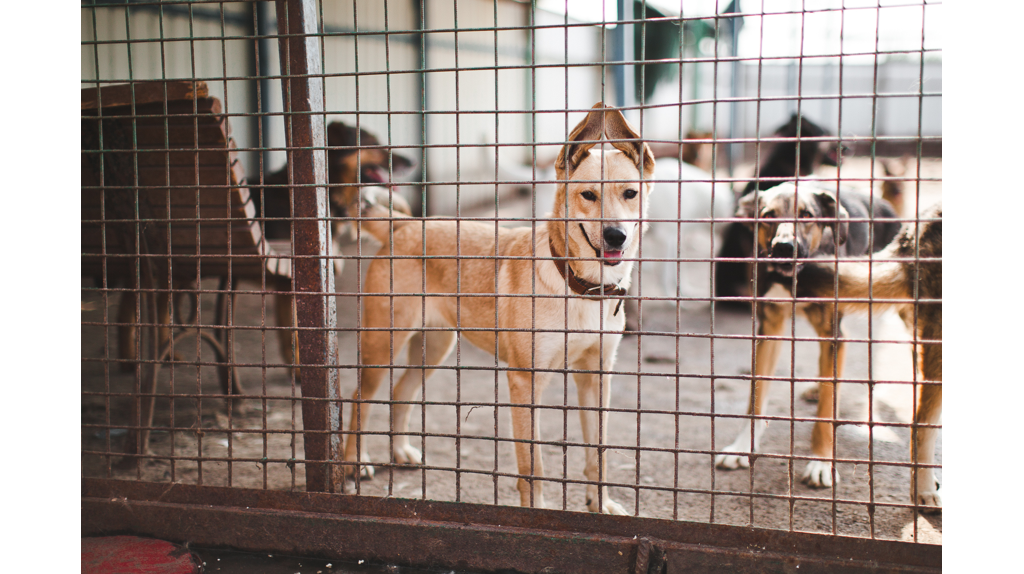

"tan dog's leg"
[802,305,845,488]
[343,318,417,479]
[716,302,788,469]
[507,369,551,509]
[389,330,457,465]
[573,361,628,515]
[912,322,942,512]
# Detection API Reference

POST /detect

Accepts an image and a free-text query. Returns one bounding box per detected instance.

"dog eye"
[581,191,598,201]
[623,189,638,200]
[799,210,813,218]
[761,210,776,219]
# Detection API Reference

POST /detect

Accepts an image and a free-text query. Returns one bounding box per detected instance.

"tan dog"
[343,103,655,514]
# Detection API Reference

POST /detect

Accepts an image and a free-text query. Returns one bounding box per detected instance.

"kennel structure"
[81,1,942,572]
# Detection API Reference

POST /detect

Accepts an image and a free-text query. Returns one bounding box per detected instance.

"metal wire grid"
[80,0,942,543]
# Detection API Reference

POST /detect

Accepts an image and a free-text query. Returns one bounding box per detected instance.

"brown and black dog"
[256,121,414,246]
[715,114,845,302]
[252,122,414,368]
[715,181,902,489]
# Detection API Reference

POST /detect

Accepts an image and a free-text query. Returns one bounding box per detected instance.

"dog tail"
[806,232,912,313]
[347,186,415,247]
[813,251,910,313]
[807,207,941,313]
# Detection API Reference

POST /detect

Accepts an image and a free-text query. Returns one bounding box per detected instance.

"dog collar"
[548,236,627,300]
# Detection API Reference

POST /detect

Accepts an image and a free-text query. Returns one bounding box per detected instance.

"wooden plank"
[82,148,234,168]
[82,223,263,251]
[105,123,232,149]
[80,257,271,280]
[84,98,223,124]
[82,80,210,110]
[130,148,232,168]
[83,178,251,207]
[82,203,251,223]
[82,140,238,168]
[85,165,246,188]
[86,99,222,120]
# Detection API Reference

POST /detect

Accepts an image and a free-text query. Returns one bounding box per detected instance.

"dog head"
[736,182,849,277]
[549,103,656,284]
[772,113,844,174]
[326,122,414,217]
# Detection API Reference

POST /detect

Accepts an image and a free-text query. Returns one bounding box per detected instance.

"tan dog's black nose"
[603,226,627,249]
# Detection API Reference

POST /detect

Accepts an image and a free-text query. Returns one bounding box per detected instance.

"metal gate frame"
[81,1,942,571]
[82,478,939,573]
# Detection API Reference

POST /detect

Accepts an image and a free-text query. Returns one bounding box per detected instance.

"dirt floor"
[81,158,941,546]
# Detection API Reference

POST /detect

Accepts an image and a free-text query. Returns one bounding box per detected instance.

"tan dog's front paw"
[342,453,376,480]
[801,459,838,488]
[393,443,422,465]
[587,496,628,515]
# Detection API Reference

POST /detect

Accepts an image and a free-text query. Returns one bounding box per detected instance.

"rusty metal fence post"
[275,0,342,493]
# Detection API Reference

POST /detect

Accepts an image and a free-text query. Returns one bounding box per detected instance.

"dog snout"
[602,226,627,249]
[771,241,795,259]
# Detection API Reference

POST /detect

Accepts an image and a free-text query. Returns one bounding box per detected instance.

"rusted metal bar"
[82,479,940,574]
[274,0,342,494]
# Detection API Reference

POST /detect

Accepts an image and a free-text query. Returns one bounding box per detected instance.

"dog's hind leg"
[573,364,628,515]
[716,302,788,470]
[802,305,846,488]
[389,329,457,466]
[912,320,942,512]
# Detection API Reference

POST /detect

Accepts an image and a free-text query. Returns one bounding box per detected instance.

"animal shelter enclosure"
[81,1,942,572]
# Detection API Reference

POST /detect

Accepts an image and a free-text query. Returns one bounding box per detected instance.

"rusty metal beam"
[274,0,342,493]
[82,479,940,574]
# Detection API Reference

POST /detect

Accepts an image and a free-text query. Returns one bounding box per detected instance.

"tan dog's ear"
[814,190,850,246]
[603,107,656,176]
[555,102,607,175]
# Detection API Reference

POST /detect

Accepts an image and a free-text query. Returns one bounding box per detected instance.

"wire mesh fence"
[81,0,942,554]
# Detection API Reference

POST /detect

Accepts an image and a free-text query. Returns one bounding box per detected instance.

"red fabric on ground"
[82,536,199,574]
